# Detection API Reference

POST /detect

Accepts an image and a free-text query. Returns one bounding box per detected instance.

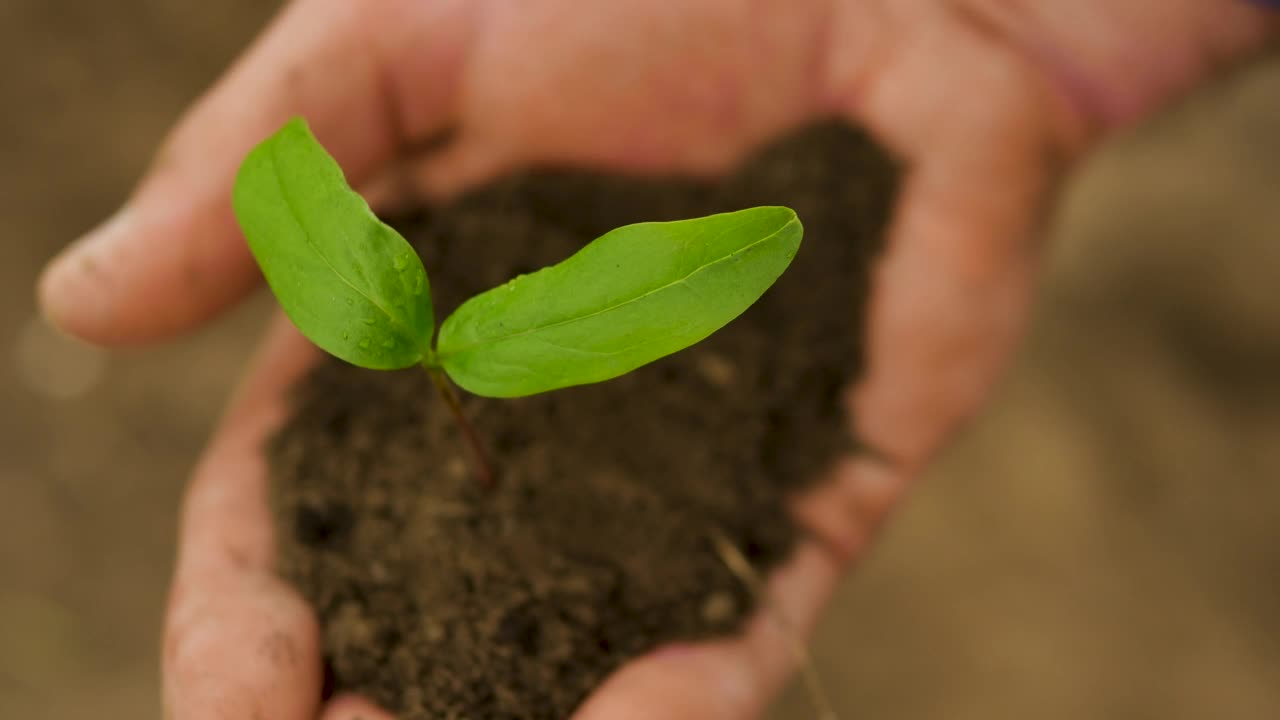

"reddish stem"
[427,367,495,490]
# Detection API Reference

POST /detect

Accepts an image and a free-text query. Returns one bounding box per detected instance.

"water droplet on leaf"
[393,253,410,271]
[382,337,396,349]
[362,317,376,325]
[358,339,371,350]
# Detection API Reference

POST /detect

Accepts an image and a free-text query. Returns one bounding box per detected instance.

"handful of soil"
[269,123,898,718]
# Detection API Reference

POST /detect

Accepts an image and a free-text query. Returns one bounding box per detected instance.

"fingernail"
[38,208,133,340]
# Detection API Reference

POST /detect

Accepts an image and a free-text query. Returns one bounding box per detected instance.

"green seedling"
[233,118,802,486]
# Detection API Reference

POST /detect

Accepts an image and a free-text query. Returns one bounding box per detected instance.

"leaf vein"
[440,216,795,358]
[266,143,418,348]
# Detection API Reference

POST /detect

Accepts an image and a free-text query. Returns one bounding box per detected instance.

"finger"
[39,0,470,345]
[569,443,909,720]
[852,144,1053,469]
[320,694,397,720]
[839,16,1065,469]
[793,456,904,565]
[402,134,514,203]
[573,540,840,720]
[163,314,323,720]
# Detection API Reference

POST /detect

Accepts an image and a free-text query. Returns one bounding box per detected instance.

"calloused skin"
[38,1,1274,718]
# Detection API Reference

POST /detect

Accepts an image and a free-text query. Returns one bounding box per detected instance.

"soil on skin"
[269,123,899,719]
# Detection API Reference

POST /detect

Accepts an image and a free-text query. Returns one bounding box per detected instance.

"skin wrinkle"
[949,0,1113,134]
[373,0,474,148]
[450,1,825,175]
[816,0,888,116]
[951,0,1274,133]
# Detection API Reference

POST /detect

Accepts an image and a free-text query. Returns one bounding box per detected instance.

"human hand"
[38,1,1273,718]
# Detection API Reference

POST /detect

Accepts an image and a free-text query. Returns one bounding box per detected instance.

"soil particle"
[270,123,898,718]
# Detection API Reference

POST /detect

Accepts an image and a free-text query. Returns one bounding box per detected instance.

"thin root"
[708,528,839,720]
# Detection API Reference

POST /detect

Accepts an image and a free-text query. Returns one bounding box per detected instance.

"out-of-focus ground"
[1,3,1276,719]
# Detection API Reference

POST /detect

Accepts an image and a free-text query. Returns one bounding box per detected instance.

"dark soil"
[269,123,898,719]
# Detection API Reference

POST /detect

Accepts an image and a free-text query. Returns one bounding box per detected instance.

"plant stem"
[426,366,495,490]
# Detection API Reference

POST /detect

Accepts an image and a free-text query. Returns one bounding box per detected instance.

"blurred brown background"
[2,3,1277,719]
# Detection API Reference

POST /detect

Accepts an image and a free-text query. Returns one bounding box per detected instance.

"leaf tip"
[759,205,803,251]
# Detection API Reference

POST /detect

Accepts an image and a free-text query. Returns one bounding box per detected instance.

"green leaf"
[437,206,802,397]
[233,118,433,370]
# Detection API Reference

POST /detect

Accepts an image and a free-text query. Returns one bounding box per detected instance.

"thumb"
[38,0,463,344]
